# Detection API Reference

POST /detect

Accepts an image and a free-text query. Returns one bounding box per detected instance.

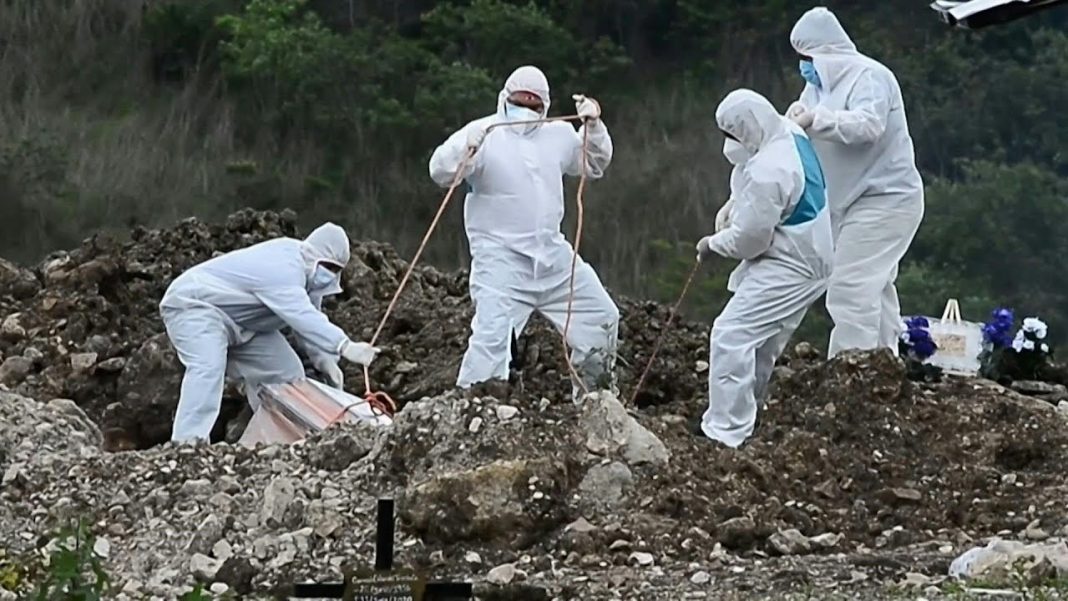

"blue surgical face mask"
[310,264,338,290]
[799,59,822,88]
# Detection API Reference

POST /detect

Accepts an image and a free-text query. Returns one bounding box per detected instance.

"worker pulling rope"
[332,112,593,425]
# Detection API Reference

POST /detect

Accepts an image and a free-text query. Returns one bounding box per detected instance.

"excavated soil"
[3,210,1068,600]
[0,209,708,449]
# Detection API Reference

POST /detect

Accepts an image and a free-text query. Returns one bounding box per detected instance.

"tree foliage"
[6,0,1068,344]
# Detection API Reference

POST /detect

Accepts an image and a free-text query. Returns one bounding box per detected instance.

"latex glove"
[787,102,814,129]
[715,199,734,233]
[573,94,601,122]
[696,236,716,263]
[340,340,380,366]
[466,122,490,152]
[315,358,344,389]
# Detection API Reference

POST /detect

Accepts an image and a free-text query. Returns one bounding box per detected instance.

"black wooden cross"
[290,498,473,600]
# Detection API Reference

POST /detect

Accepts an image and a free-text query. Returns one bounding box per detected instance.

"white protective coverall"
[428,66,618,394]
[160,223,357,442]
[699,90,834,448]
[789,7,925,358]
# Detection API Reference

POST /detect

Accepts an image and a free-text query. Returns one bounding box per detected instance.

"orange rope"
[628,260,700,406]
[561,124,591,399]
[356,149,476,412]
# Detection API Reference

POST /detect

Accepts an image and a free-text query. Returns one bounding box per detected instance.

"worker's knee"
[182,356,227,379]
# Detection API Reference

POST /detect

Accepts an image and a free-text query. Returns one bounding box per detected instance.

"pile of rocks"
[4,210,1068,599]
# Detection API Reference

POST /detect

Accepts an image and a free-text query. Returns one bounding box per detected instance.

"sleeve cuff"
[810,105,836,132]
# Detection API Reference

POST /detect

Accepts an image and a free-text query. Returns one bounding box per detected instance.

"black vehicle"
[930,0,1068,28]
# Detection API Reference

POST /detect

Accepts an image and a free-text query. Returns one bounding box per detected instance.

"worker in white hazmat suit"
[428,65,617,397]
[696,89,834,448]
[159,223,380,442]
[785,6,924,358]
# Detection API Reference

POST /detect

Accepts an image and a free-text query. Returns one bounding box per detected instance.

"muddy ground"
[2,210,1068,600]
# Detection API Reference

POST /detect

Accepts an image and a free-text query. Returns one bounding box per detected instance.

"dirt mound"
[3,355,1068,598]
[0,209,708,449]
[4,210,1068,598]
[0,210,300,445]
[635,350,1068,558]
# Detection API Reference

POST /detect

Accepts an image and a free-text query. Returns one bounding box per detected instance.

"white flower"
[1012,330,1025,352]
[899,331,911,344]
[1023,339,1036,351]
[1041,343,1050,353]
[1023,317,1048,340]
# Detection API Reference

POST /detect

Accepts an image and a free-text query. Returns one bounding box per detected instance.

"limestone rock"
[0,356,33,386]
[486,563,518,586]
[577,461,633,514]
[400,459,569,547]
[718,516,757,550]
[190,553,223,581]
[580,391,669,466]
[769,529,812,556]
[949,539,1068,586]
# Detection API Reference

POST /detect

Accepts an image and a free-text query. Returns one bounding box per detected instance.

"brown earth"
[0,208,709,449]
[2,210,1068,599]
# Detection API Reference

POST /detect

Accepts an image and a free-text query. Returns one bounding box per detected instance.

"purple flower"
[900,315,938,361]
[982,307,1016,349]
[905,316,930,329]
[911,336,937,359]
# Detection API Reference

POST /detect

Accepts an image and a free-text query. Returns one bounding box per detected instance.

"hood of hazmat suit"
[707,89,834,292]
[161,223,352,357]
[789,6,923,224]
[496,65,552,136]
[428,65,613,269]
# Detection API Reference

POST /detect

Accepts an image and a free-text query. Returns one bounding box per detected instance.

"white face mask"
[505,102,543,134]
[723,138,750,166]
[309,264,338,290]
[505,103,541,121]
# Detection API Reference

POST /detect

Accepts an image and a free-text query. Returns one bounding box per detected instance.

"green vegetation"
[29,520,110,600]
[1,519,221,599]
[2,0,1067,342]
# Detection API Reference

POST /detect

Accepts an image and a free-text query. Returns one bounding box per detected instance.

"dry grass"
[0,0,798,314]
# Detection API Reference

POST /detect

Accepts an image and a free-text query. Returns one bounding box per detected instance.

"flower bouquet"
[978,308,1053,383]
[898,316,942,382]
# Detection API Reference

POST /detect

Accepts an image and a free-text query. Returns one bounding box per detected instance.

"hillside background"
[3,0,1066,343]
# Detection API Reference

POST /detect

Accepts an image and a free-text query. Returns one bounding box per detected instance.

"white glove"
[715,199,734,233]
[573,94,601,121]
[787,102,814,129]
[696,236,716,263]
[340,340,380,366]
[315,358,344,389]
[466,123,490,152]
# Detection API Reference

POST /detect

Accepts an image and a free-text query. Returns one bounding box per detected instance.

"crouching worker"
[159,223,381,443]
[696,89,834,448]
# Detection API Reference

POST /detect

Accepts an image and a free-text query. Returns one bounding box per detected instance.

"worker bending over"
[786,6,924,359]
[160,223,380,442]
[428,65,618,399]
[697,89,834,448]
